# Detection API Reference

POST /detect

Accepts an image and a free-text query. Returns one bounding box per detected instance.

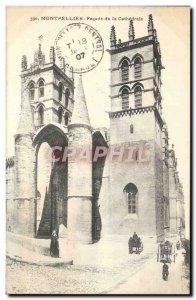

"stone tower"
[20,44,74,128]
[13,44,75,237]
[67,75,93,244]
[13,74,36,237]
[107,15,165,240]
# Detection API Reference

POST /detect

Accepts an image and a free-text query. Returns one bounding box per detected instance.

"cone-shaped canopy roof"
[16,87,35,135]
[71,75,91,127]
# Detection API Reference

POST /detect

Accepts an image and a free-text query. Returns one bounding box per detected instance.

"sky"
[6,6,190,236]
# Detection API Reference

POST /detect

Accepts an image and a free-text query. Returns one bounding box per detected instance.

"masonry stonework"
[6,15,185,244]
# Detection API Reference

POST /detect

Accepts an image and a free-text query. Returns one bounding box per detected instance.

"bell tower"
[107,15,165,240]
[20,44,74,130]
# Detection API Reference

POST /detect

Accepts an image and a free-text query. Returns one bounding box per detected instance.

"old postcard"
[6,6,190,295]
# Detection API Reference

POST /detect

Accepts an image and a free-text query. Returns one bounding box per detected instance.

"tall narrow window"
[123,183,138,215]
[29,83,35,100]
[121,88,129,110]
[38,106,44,125]
[135,150,139,161]
[128,192,137,214]
[64,112,69,126]
[121,60,129,82]
[59,83,63,101]
[38,80,44,98]
[134,86,142,108]
[65,88,70,107]
[58,107,63,124]
[31,106,34,122]
[134,57,142,79]
[130,124,134,134]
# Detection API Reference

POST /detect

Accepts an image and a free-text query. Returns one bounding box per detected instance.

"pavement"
[6,236,190,294]
[107,249,189,295]
[6,239,73,267]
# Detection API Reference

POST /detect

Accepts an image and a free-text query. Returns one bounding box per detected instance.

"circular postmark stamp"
[54,23,104,74]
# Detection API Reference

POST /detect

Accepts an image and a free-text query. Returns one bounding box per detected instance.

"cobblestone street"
[6,253,154,294]
[6,248,189,295]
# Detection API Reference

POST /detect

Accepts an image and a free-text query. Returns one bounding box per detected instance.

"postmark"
[54,23,104,73]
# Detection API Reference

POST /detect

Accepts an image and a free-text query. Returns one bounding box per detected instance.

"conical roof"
[71,75,91,127]
[16,87,35,135]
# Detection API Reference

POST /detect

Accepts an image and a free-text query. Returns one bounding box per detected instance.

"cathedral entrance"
[33,124,68,238]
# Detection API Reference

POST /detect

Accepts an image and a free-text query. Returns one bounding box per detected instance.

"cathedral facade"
[6,15,185,244]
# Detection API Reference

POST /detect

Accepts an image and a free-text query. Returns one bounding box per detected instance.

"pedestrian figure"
[133,232,138,242]
[50,230,59,258]
[176,240,180,250]
[162,262,169,280]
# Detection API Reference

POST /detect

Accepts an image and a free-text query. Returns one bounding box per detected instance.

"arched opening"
[34,124,68,238]
[134,57,142,79]
[121,59,129,82]
[123,183,138,214]
[64,112,69,126]
[92,131,108,243]
[65,88,70,107]
[29,83,35,100]
[58,83,63,101]
[38,105,44,126]
[38,80,44,98]
[134,86,142,108]
[121,87,129,110]
[58,107,63,124]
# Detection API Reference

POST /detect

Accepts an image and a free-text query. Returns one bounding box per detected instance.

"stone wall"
[13,135,36,237]
[6,160,15,232]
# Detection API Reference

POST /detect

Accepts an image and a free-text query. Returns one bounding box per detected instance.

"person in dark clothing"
[50,230,59,258]
[133,232,138,242]
[176,240,181,250]
[162,262,169,280]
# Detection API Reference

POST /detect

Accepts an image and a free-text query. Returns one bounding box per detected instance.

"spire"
[148,14,154,35]
[16,87,35,136]
[110,25,116,47]
[70,75,91,127]
[60,57,66,73]
[128,20,135,41]
[34,43,45,66]
[49,46,55,64]
[21,55,27,72]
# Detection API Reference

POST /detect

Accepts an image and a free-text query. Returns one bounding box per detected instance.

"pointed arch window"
[134,57,142,79]
[38,80,44,98]
[38,105,44,126]
[121,60,129,82]
[121,88,129,110]
[29,83,35,100]
[59,83,63,101]
[123,183,138,215]
[58,107,63,124]
[65,88,70,107]
[64,112,69,126]
[134,86,142,108]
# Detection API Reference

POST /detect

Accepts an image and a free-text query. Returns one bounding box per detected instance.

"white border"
[1,1,194,299]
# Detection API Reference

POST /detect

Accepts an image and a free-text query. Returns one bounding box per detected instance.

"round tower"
[67,75,93,244]
[13,75,37,237]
